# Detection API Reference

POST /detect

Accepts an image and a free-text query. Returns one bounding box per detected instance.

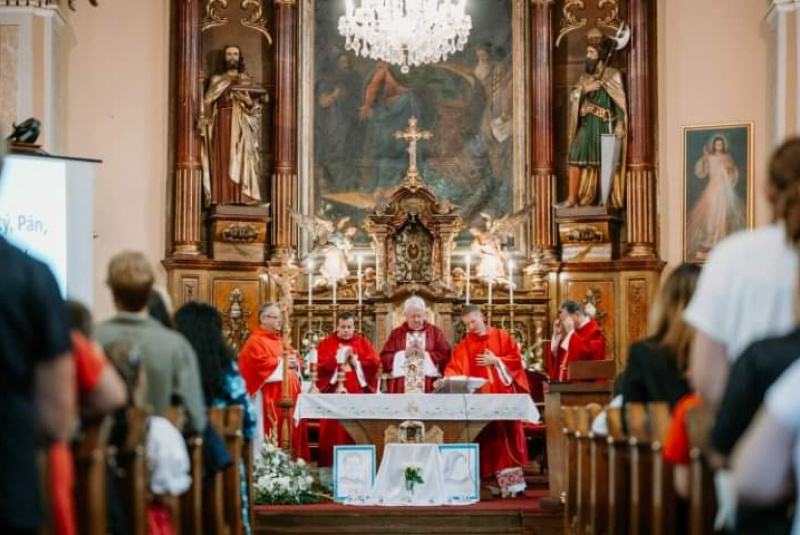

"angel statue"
[469,204,534,287]
[290,206,358,287]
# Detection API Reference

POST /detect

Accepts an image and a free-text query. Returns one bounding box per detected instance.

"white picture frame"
[438,444,480,503]
[333,445,376,502]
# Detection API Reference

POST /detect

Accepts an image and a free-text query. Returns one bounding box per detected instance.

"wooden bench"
[686,403,716,535]
[74,416,111,535]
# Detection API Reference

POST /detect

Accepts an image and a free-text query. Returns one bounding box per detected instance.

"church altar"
[294,393,539,462]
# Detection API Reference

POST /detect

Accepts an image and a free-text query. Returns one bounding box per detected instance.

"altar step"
[253,490,561,535]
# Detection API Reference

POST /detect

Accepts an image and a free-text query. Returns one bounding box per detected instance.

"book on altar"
[434,376,487,394]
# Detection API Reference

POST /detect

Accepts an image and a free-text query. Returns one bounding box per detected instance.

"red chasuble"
[446,327,530,479]
[548,319,606,382]
[379,321,452,393]
[238,326,309,460]
[315,334,380,467]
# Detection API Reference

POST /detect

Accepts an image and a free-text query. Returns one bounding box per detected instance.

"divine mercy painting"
[683,123,753,262]
[304,0,521,247]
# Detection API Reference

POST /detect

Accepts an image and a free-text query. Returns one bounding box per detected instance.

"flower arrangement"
[401,462,424,493]
[253,438,322,505]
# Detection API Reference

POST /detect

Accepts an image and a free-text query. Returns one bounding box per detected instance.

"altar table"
[294,393,540,462]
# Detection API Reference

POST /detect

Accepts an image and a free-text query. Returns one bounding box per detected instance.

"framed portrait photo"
[438,444,480,503]
[682,123,754,263]
[333,445,376,502]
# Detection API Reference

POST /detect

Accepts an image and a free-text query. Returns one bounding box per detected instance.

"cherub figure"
[469,204,534,287]
[290,205,358,287]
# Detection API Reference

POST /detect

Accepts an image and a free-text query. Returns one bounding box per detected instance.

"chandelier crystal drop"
[338,0,472,73]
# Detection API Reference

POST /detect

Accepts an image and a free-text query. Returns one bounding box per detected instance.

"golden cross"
[393,116,433,176]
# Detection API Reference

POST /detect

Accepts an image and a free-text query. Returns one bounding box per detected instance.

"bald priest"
[440,305,530,497]
[380,296,452,393]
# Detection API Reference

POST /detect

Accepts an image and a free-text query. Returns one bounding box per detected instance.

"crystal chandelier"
[338,0,472,73]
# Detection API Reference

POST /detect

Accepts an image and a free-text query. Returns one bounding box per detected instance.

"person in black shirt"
[0,143,76,533]
[622,263,700,408]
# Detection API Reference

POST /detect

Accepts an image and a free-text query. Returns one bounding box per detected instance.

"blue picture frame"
[438,444,480,502]
[333,445,376,502]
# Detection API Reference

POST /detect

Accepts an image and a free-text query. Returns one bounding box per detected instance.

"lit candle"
[307,260,314,307]
[333,277,337,306]
[465,254,471,305]
[508,260,514,305]
[488,279,493,306]
[346,0,353,16]
[357,254,363,306]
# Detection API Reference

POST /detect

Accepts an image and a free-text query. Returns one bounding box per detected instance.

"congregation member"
[315,312,380,482]
[174,301,257,535]
[548,299,606,381]
[381,296,451,392]
[0,143,76,534]
[95,251,207,434]
[238,302,309,460]
[621,263,699,408]
[442,305,529,497]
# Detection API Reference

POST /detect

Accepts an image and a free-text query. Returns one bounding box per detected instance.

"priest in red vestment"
[380,296,451,392]
[440,305,530,497]
[238,303,309,460]
[316,312,380,471]
[548,300,606,381]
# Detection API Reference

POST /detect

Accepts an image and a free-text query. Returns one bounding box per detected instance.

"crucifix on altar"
[393,116,433,190]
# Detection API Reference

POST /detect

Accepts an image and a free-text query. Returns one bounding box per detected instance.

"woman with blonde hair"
[622,263,701,407]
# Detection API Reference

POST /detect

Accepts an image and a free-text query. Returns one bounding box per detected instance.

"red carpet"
[254,488,549,513]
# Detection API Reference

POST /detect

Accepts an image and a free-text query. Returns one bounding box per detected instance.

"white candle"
[465,254,471,305]
[333,277,337,306]
[508,260,514,305]
[307,260,314,307]
[488,279,493,306]
[357,255,363,306]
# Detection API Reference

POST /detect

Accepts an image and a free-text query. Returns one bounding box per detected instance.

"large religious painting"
[682,123,753,263]
[299,0,530,249]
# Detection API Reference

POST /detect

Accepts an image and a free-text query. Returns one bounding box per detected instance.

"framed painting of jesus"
[682,123,754,263]
[299,0,531,251]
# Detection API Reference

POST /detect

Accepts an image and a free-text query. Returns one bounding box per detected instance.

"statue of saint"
[200,45,265,205]
[559,28,628,209]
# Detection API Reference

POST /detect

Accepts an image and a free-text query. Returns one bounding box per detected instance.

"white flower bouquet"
[253,437,321,505]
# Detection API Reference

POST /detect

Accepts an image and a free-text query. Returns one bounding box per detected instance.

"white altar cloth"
[362,444,452,506]
[293,393,540,424]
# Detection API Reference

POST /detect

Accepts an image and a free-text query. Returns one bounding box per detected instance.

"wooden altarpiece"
[164,0,664,372]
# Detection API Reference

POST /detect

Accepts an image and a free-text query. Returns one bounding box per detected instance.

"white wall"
[63,0,170,320]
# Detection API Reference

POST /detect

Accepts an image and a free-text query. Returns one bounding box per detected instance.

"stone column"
[270,0,299,262]
[173,0,203,256]
[531,0,557,259]
[626,0,658,258]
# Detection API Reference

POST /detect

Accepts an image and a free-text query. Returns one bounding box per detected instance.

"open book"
[434,376,487,394]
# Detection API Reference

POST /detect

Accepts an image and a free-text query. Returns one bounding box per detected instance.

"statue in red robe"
[316,313,380,468]
[442,305,530,496]
[379,297,451,393]
[548,300,606,381]
[238,303,309,460]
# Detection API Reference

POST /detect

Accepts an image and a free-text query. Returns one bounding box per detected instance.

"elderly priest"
[440,305,530,497]
[238,303,309,460]
[316,312,380,472]
[380,296,451,392]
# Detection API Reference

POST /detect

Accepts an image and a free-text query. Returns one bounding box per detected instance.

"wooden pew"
[162,406,204,535]
[74,417,110,535]
[626,403,652,535]
[562,407,579,534]
[648,403,676,535]
[113,407,148,535]
[605,407,629,535]
[575,404,603,534]
[685,403,716,535]
[205,408,230,535]
[222,406,245,535]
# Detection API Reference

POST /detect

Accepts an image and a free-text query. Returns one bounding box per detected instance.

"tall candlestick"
[307,260,313,307]
[466,254,471,304]
[508,260,514,305]
[357,255,363,306]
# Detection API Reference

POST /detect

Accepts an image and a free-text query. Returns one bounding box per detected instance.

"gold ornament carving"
[241,0,273,45]
[564,224,605,243]
[221,222,259,243]
[202,0,229,32]
[394,220,434,284]
[597,0,621,32]
[555,0,587,47]
[221,287,251,352]
[67,0,99,11]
